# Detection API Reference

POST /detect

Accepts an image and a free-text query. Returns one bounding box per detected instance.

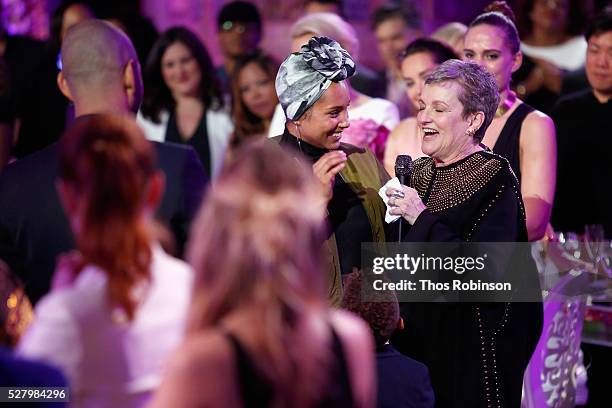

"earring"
[295,122,303,153]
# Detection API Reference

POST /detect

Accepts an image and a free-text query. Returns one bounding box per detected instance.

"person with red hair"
[17,115,193,407]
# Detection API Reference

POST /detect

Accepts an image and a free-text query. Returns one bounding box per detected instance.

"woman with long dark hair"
[139,26,233,179]
[229,52,279,149]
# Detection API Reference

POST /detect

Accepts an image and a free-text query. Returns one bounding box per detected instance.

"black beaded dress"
[391,150,543,408]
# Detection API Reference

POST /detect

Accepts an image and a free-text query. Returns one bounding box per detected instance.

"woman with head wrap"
[275,37,389,306]
[286,13,399,160]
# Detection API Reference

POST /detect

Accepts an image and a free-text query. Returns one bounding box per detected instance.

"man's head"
[58,19,143,115]
[217,1,262,60]
[304,0,343,16]
[585,6,612,101]
[371,2,421,72]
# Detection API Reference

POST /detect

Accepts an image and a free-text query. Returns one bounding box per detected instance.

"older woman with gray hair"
[275,36,389,307]
[386,60,542,407]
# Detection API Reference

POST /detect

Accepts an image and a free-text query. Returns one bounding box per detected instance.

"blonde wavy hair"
[290,12,360,59]
[187,140,332,407]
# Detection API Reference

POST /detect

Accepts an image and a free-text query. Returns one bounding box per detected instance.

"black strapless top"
[226,325,355,407]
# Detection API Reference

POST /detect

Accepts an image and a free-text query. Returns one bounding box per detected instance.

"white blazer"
[137,108,233,180]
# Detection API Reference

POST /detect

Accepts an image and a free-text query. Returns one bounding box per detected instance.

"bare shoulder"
[173,331,234,370]
[150,331,240,408]
[520,108,556,149]
[160,331,236,388]
[522,109,555,136]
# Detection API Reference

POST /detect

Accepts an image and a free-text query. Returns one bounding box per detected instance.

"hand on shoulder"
[51,251,83,291]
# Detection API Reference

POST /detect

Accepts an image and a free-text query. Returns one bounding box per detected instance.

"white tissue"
[378,177,403,224]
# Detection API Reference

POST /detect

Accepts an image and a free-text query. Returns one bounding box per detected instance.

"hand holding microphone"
[386,186,426,225]
[385,155,426,238]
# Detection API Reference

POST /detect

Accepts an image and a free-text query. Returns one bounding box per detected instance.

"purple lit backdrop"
[3,0,505,69]
[140,0,498,70]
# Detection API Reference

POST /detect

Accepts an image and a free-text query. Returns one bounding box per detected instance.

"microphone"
[394,155,413,242]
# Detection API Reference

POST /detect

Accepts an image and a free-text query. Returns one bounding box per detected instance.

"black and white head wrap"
[275,36,356,121]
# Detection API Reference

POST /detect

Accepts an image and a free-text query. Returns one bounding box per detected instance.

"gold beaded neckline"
[411,153,503,213]
[496,91,517,117]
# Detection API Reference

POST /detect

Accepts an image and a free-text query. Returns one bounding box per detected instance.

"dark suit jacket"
[550,89,612,237]
[0,140,207,304]
[376,344,435,408]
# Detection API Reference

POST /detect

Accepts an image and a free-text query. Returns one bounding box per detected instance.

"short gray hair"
[425,60,499,142]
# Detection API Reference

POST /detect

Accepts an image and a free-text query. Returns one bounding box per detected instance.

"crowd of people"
[0,0,610,407]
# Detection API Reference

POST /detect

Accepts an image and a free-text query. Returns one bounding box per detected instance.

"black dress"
[165,110,212,177]
[392,151,543,408]
[226,326,355,407]
[491,103,535,182]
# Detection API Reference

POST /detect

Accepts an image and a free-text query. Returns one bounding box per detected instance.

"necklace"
[495,91,517,117]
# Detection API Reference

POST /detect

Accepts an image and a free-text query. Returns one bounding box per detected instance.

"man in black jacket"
[551,7,612,237]
[0,20,207,304]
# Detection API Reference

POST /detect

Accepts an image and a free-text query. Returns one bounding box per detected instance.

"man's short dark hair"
[341,271,399,351]
[402,37,459,65]
[371,2,421,31]
[585,5,612,41]
[217,1,262,31]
